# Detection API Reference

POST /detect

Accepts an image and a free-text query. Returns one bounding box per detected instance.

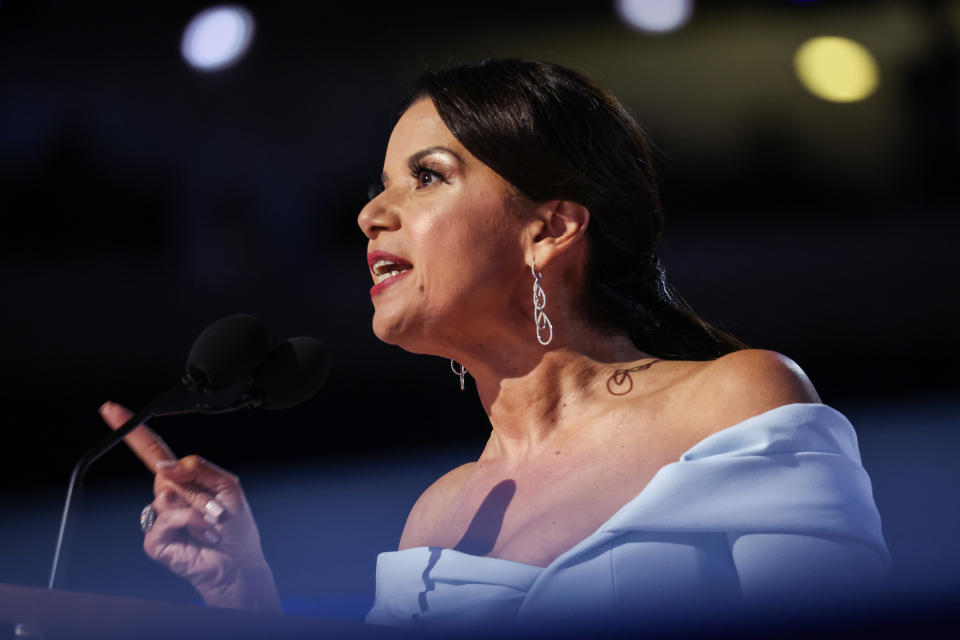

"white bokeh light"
[614,0,695,34]
[181,5,255,72]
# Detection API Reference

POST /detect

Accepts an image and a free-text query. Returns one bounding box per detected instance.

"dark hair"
[409,58,746,360]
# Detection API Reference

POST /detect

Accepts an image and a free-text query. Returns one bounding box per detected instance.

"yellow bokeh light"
[794,36,880,103]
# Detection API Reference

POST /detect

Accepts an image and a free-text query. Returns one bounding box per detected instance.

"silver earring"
[531,261,553,346]
[450,359,467,391]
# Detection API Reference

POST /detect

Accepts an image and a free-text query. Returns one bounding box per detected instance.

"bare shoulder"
[397,461,475,550]
[684,349,822,434]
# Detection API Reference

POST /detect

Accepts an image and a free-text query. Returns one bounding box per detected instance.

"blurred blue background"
[0,0,957,623]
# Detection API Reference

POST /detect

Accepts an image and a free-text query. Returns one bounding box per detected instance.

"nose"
[357,192,401,239]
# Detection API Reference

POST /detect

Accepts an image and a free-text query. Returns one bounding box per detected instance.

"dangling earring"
[531,260,553,346]
[450,359,467,391]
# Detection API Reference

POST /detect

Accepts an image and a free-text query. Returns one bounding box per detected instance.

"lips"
[367,250,414,297]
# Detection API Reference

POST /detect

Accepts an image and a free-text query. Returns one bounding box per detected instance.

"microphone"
[147,313,271,415]
[245,336,331,410]
[48,314,272,589]
[163,336,332,415]
[185,313,271,392]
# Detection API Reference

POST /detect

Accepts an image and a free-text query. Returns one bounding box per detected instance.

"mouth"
[367,250,414,296]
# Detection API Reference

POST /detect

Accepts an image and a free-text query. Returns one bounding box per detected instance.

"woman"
[100,59,889,631]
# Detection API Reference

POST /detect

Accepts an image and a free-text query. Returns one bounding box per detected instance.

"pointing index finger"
[99,401,177,472]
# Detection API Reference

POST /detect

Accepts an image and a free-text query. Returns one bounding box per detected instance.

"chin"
[371,312,443,356]
[371,310,414,349]
[370,313,400,346]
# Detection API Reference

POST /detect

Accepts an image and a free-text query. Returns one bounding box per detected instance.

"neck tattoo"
[606,359,661,396]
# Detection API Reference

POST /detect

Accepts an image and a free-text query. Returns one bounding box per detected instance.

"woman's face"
[357,99,529,355]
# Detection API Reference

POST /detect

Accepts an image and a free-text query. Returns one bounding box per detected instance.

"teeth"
[373,258,408,276]
[376,270,402,283]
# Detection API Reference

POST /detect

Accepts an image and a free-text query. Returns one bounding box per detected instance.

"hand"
[99,401,282,612]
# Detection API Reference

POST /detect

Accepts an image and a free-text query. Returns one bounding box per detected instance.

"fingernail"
[154,460,177,471]
[99,401,114,415]
[203,529,220,544]
[204,499,225,524]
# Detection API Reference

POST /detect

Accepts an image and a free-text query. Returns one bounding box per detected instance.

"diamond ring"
[139,504,157,534]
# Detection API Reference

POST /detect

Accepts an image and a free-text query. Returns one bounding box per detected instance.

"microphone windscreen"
[252,337,330,410]
[186,314,269,390]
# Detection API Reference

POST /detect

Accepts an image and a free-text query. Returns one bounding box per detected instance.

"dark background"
[1,0,957,621]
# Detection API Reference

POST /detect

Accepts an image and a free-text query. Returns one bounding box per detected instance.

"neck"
[454,319,654,465]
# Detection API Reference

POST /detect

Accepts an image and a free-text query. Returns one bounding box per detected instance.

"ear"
[525,200,590,268]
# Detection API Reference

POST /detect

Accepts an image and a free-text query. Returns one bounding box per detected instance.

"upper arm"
[397,462,474,550]
[695,349,821,430]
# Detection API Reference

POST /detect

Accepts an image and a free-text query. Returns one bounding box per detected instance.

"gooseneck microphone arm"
[47,314,330,591]
[46,370,273,590]
[48,313,271,591]
[47,379,191,590]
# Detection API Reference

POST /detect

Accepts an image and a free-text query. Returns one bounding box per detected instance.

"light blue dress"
[366,403,890,630]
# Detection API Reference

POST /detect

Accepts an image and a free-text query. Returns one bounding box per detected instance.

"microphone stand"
[48,380,186,590]
[47,376,262,590]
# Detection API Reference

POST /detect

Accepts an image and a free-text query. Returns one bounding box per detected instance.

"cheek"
[418,207,513,295]
[430,242,521,326]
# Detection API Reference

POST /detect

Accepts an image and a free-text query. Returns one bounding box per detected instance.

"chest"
[431,424,695,567]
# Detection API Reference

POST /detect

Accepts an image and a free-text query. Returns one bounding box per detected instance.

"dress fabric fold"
[365,403,890,630]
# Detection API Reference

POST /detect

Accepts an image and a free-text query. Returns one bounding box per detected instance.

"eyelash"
[411,162,445,188]
[366,162,446,201]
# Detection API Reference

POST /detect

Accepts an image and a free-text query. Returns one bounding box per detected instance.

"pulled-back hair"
[409,58,746,360]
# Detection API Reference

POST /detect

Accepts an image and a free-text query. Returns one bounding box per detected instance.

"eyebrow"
[380,146,464,186]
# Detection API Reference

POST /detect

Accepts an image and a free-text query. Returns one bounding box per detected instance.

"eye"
[417,170,437,187]
[411,162,444,189]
